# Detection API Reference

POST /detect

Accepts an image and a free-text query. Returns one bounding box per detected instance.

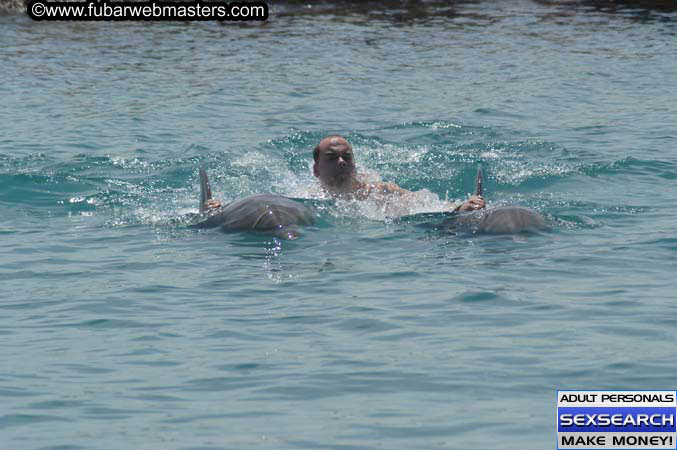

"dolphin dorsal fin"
[475,167,483,197]
[199,167,213,213]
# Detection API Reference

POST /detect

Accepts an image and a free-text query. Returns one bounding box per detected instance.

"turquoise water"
[2,2,677,449]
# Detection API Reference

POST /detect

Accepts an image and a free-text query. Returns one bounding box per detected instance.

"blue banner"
[558,407,676,433]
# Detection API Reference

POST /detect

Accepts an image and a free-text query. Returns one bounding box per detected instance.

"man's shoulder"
[352,174,412,196]
[372,181,409,195]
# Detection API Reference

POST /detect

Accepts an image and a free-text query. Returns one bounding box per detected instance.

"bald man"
[312,135,485,212]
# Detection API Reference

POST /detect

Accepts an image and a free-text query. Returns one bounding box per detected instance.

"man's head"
[312,135,356,190]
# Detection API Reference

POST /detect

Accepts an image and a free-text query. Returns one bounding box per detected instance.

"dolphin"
[440,168,548,234]
[190,168,315,240]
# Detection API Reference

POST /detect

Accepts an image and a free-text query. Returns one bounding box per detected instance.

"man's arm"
[378,181,486,212]
[361,178,485,211]
[375,182,413,196]
[352,180,413,199]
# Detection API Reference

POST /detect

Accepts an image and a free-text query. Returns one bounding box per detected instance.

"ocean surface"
[1,1,676,449]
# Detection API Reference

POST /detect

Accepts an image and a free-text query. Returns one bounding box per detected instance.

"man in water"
[313,135,485,212]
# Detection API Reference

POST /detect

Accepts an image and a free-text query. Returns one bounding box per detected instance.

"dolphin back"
[192,167,314,238]
[476,206,547,234]
[192,194,314,238]
[440,166,547,235]
[442,206,547,235]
